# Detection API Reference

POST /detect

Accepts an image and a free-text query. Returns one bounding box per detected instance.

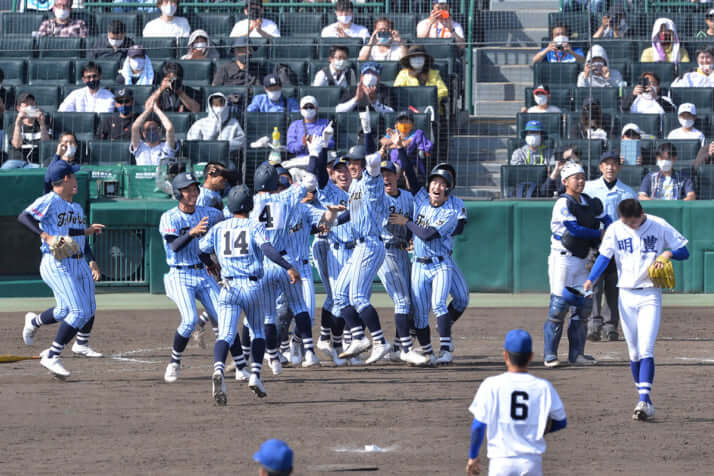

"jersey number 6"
[223,230,249,256]
[510,391,529,420]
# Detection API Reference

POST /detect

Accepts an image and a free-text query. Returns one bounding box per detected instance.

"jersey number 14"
[223,230,249,256]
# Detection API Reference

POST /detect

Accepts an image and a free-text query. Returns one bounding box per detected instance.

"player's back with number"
[200,217,268,280]
[251,185,305,250]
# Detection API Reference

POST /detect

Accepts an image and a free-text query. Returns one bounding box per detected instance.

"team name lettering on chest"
[57,211,85,228]
[642,235,658,253]
[617,237,633,253]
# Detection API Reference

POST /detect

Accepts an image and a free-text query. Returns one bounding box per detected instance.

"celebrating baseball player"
[17,160,106,378]
[584,198,689,421]
[545,162,610,368]
[159,173,224,383]
[467,329,567,476]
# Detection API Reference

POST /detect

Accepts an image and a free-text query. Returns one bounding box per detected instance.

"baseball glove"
[48,235,80,260]
[648,257,675,288]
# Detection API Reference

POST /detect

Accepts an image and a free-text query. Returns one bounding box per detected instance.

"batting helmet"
[172,172,200,200]
[427,168,454,195]
[432,162,456,182]
[342,144,366,161]
[226,184,254,214]
[254,163,279,193]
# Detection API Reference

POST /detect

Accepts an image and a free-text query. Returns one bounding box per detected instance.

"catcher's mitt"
[648,257,675,288]
[49,235,81,260]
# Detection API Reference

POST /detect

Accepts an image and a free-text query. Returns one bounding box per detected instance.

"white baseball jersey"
[469,372,566,459]
[550,194,605,253]
[599,215,688,289]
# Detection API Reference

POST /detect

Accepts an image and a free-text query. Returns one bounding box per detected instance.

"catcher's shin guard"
[544,294,569,361]
[568,297,593,361]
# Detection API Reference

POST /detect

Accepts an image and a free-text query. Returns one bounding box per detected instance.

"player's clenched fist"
[85,223,105,236]
[286,267,301,284]
[189,216,209,236]
[388,212,408,226]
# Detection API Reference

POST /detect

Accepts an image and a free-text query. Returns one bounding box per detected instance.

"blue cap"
[360,61,382,75]
[504,329,532,354]
[254,439,293,473]
[46,159,80,184]
[523,120,543,133]
[380,159,398,173]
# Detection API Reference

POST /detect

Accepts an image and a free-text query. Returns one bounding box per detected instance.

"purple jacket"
[388,129,433,175]
[286,118,335,155]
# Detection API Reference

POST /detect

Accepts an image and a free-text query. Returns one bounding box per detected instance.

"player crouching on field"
[584,198,689,421]
[545,162,611,368]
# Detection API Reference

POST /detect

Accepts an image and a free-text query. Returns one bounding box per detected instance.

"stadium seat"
[52,112,97,141]
[244,111,286,144]
[140,37,177,59]
[630,62,675,88]
[388,13,417,38]
[93,13,142,36]
[516,112,562,139]
[75,59,121,85]
[574,87,618,112]
[335,111,380,150]
[39,140,87,166]
[669,87,714,114]
[555,139,603,170]
[271,37,316,60]
[278,11,325,37]
[547,12,593,41]
[174,60,214,87]
[88,140,132,165]
[419,39,459,60]
[15,85,60,110]
[697,165,714,200]
[524,87,572,111]
[164,112,193,140]
[28,59,73,85]
[616,113,661,138]
[0,59,27,85]
[38,37,84,59]
[654,139,703,162]
[500,165,548,198]
[662,113,711,138]
[533,63,579,87]
[593,39,636,63]
[393,86,438,113]
[246,38,271,59]
[181,140,230,164]
[1,12,46,37]
[361,60,400,83]
[190,13,235,37]
[318,38,363,59]
[297,86,343,112]
[264,60,309,86]
[617,165,647,191]
[0,37,34,58]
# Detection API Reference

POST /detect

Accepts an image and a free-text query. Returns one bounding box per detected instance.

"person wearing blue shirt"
[286,96,335,156]
[531,24,585,65]
[247,74,299,113]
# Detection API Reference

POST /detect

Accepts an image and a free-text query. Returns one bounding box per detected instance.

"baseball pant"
[311,238,331,310]
[449,263,469,312]
[40,254,94,329]
[487,455,543,476]
[618,287,662,361]
[377,248,411,315]
[262,259,308,325]
[411,258,453,329]
[334,237,385,314]
[220,277,265,344]
[589,261,619,335]
[276,259,314,323]
[164,267,220,338]
[325,242,353,317]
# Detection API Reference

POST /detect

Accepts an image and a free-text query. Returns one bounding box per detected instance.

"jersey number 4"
[510,391,529,420]
[259,205,274,229]
[223,230,249,256]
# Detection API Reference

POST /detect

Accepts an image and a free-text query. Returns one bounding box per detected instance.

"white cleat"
[436,350,453,365]
[41,352,70,379]
[268,357,283,376]
[248,373,267,398]
[385,346,402,362]
[404,349,431,366]
[633,401,655,421]
[316,339,335,360]
[448,341,455,353]
[191,324,207,349]
[301,350,321,368]
[225,360,237,373]
[279,351,289,366]
[365,340,392,365]
[235,367,251,381]
[71,342,103,358]
[572,354,597,366]
[289,339,303,366]
[338,337,371,359]
[544,358,561,368]
[212,371,227,406]
[164,362,180,383]
[23,312,39,345]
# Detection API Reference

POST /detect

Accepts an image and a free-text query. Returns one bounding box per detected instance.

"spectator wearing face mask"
[181,29,219,60]
[381,110,433,177]
[37,0,87,38]
[130,100,177,166]
[639,142,695,200]
[4,93,51,169]
[622,72,675,115]
[321,0,369,42]
[672,47,714,88]
[359,17,406,62]
[510,120,555,166]
[59,62,115,113]
[522,84,561,113]
[593,8,628,39]
[212,37,258,87]
[48,131,80,166]
[230,0,280,38]
[286,96,334,157]
[117,45,155,86]
[577,45,623,88]
[96,88,137,141]
[187,92,245,154]
[666,103,705,146]
[640,18,689,64]
[247,74,299,113]
[89,20,134,60]
[336,62,394,114]
[313,46,357,87]
[146,62,201,113]
[394,45,448,106]
[696,9,714,39]
[143,0,190,38]
[531,24,585,64]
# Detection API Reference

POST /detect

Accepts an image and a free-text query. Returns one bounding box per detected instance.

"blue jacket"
[247,93,299,113]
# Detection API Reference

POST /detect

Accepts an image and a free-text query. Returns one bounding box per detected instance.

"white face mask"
[301,108,316,120]
[525,134,541,147]
[55,8,70,20]
[337,14,352,25]
[657,159,673,172]
[534,94,548,106]
[129,57,145,72]
[409,56,426,70]
[161,3,177,17]
[679,117,695,128]
[108,37,123,47]
[333,59,347,71]
[64,144,77,158]
[699,63,712,74]
[193,42,207,51]
[211,105,226,117]
[267,89,282,102]
[362,73,378,87]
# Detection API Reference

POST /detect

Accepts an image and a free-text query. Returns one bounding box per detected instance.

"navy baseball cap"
[332,155,349,168]
[263,74,281,88]
[504,329,532,354]
[380,159,398,173]
[253,439,293,473]
[599,150,619,163]
[46,159,80,183]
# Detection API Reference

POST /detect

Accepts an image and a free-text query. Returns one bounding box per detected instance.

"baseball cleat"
[425,353,437,367]
[403,349,430,366]
[41,353,70,379]
[248,374,267,398]
[544,358,561,368]
[572,354,597,366]
[603,330,619,342]
[448,341,455,353]
[279,351,289,366]
[338,337,371,359]
[235,367,251,381]
[436,350,453,365]
[23,312,39,345]
[385,347,402,362]
[633,401,655,421]
[316,339,334,360]
[302,350,321,368]
[587,327,601,342]
[289,339,303,366]
[191,323,207,349]
[212,371,227,406]
[225,360,236,373]
[164,362,180,383]
[365,340,392,365]
[71,342,103,358]
[268,357,283,375]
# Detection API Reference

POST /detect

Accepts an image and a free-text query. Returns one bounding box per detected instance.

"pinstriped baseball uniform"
[196,186,225,210]
[378,188,414,315]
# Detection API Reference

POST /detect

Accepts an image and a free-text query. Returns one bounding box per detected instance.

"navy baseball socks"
[265,323,279,361]
[319,308,334,343]
[48,321,78,358]
[415,327,433,356]
[448,302,465,324]
[359,305,386,345]
[394,313,412,353]
[249,338,268,398]
[437,314,452,352]
[228,337,250,381]
[32,307,57,327]
[213,340,230,376]
[170,331,190,365]
[241,325,252,363]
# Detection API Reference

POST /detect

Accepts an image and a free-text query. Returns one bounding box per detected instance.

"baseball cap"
[253,439,293,473]
[46,158,80,184]
[707,8,714,18]
[561,162,585,181]
[678,102,696,116]
[504,329,532,354]
[263,74,281,88]
[599,150,619,163]
[300,95,318,108]
[621,122,642,136]
[523,120,543,133]
[360,61,382,76]
[127,45,146,58]
[332,155,349,168]
[533,84,550,95]
[115,87,133,100]
[433,0,448,4]
[380,159,398,173]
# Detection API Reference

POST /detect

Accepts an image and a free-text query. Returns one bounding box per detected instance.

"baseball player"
[199,185,304,403]
[17,160,105,378]
[467,329,567,476]
[545,162,610,368]
[160,173,224,383]
[584,198,689,421]
[583,151,637,342]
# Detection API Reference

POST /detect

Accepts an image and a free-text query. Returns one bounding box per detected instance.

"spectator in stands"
[4,93,51,169]
[619,123,646,166]
[571,98,608,144]
[286,96,334,157]
[96,88,137,141]
[510,120,554,166]
[381,110,433,177]
[181,29,220,60]
[417,0,465,49]
[541,145,582,197]
[89,20,134,60]
[0,68,15,141]
[521,84,561,114]
[229,0,280,38]
[321,0,369,42]
[593,9,626,39]
[359,17,406,62]
[130,101,177,166]
[394,45,449,106]
[336,62,395,114]
[696,9,714,39]
[187,92,245,154]
[212,37,258,87]
[694,139,714,168]
[59,62,115,113]
[313,46,358,87]
[146,62,201,113]
[142,0,190,38]
[37,0,87,38]
[672,47,714,87]
[49,131,79,166]
[622,72,675,114]
[639,142,695,200]
[640,18,689,64]
[531,24,585,64]
[247,74,299,113]
[117,45,155,86]
[667,103,705,146]
[577,45,623,88]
